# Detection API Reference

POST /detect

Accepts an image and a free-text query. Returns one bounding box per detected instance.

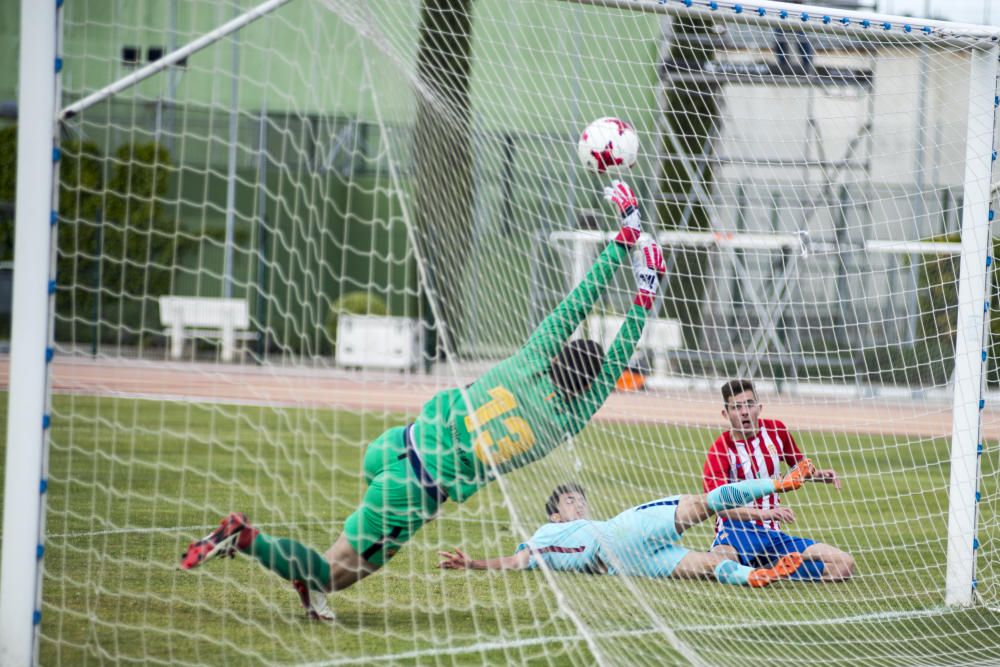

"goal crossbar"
[558,0,1000,41]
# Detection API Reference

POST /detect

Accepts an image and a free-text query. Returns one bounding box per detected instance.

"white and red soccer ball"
[577,117,639,174]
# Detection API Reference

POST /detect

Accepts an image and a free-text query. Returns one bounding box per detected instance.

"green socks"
[706,479,777,512]
[246,533,332,592]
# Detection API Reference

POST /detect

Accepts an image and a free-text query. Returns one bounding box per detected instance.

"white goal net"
[3,0,1000,665]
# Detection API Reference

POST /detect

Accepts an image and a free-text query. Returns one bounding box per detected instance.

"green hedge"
[55,139,193,345]
[0,128,198,346]
[0,125,15,261]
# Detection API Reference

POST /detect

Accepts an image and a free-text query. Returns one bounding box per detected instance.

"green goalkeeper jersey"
[411,241,647,502]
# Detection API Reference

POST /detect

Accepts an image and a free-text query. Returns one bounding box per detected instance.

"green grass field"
[2,392,999,666]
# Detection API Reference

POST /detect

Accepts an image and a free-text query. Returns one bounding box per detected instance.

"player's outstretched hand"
[632,239,666,310]
[604,180,641,247]
[438,548,473,569]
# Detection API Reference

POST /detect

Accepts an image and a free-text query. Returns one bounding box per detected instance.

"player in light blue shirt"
[438,460,815,587]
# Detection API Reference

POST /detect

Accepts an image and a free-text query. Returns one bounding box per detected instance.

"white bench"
[336,315,424,371]
[586,315,683,377]
[159,296,256,362]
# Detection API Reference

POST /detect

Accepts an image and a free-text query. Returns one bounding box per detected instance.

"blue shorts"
[712,520,814,568]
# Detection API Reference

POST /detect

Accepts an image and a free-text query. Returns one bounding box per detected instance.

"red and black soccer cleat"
[180,512,259,570]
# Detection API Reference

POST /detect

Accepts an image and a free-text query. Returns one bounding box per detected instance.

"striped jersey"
[702,418,803,532]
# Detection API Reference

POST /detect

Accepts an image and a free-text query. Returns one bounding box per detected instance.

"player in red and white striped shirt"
[702,379,855,582]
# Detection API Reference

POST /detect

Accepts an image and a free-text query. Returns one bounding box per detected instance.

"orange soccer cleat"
[774,459,816,493]
[747,553,804,588]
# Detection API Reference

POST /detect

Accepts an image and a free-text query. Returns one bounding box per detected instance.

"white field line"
[288,606,971,667]
[48,514,511,539]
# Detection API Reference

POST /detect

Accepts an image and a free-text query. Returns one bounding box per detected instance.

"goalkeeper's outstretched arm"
[575,240,666,420]
[522,181,642,361]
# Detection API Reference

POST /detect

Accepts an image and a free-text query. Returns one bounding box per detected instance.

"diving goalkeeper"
[181,181,664,620]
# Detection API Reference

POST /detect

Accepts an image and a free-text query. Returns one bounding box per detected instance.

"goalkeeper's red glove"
[632,239,666,310]
[604,180,641,248]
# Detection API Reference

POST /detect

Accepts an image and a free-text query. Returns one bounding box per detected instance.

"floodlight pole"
[0,0,58,664]
[945,43,999,607]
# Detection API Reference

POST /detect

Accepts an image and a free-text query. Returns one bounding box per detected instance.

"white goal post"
[1,2,57,665]
[945,44,995,608]
[3,0,1000,665]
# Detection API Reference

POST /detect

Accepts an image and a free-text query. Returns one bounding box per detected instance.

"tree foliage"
[0,125,17,260]
[54,138,191,344]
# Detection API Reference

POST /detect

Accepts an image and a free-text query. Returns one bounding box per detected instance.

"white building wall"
[699,44,975,349]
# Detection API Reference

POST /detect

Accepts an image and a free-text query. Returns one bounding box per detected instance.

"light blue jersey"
[518,495,690,578]
[517,519,608,573]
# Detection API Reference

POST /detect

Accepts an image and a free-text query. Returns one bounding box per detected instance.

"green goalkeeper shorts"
[343,425,444,567]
